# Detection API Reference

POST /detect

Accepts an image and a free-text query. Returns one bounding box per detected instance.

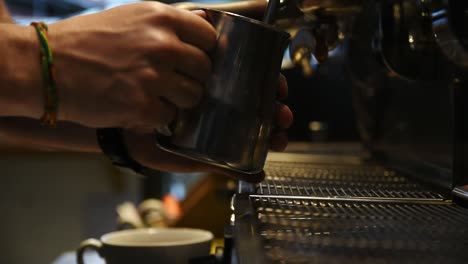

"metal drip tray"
[233,161,468,264]
[259,162,444,200]
[248,197,468,264]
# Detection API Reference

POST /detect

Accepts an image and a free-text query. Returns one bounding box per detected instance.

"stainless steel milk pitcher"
[156,9,290,174]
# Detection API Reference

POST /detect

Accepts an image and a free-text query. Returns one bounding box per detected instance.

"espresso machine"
[224,1,468,263]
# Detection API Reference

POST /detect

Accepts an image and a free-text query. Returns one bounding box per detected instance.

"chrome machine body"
[228,1,468,263]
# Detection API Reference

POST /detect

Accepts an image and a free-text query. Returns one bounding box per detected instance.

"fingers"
[147,69,204,109]
[172,40,213,83]
[218,1,267,19]
[278,74,288,100]
[271,75,292,152]
[157,6,217,52]
[276,103,293,129]
[181,1,268,20]
[270,132,288,152]
[149,31,212,83]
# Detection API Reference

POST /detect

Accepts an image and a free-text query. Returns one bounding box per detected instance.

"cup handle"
[76,238,103,264]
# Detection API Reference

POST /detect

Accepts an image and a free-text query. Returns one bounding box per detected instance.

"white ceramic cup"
[77,228,213,264]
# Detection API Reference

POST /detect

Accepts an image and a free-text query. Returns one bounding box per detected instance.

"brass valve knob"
[290,29,316,77]
[293,47,314,77]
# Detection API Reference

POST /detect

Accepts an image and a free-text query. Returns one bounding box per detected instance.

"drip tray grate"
[258,162,444,200]
[252,196,468,263]
[233,162,468,263]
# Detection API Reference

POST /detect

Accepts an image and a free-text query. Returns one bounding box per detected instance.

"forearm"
[0,117,101,153]
[0,1,13,23]
[0,24,43,119]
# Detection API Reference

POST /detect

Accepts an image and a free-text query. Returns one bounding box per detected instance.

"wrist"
[0,24,43,119]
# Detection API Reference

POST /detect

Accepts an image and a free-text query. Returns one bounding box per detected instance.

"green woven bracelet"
[31,22,58,127]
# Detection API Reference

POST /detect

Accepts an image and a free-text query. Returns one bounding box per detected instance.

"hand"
[126,74,293,183]
[48,2,216,131]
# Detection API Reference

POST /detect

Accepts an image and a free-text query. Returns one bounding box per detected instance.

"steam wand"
[263,0,281,24]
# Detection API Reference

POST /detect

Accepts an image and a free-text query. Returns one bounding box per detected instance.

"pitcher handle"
[76,238,103,264]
